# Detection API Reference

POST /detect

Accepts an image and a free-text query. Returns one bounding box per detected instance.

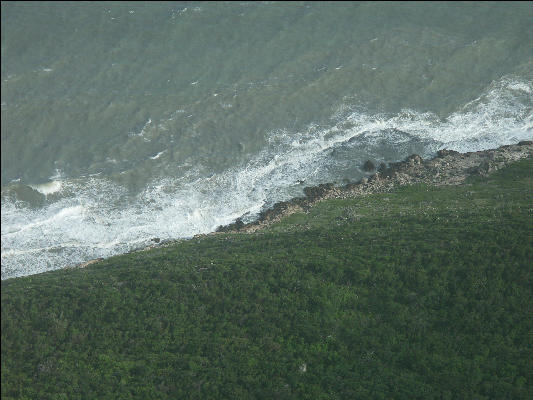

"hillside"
[2,146,533,399]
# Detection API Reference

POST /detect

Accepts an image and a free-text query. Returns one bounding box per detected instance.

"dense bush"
[2,158,532,399]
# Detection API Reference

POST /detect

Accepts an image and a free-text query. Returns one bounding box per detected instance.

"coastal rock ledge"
[216,141,533,234]
[73,141,532,268]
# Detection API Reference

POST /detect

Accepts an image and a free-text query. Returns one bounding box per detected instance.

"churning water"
[2,2,532,279]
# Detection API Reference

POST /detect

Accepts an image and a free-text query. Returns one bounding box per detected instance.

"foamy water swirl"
[2,77,532,279]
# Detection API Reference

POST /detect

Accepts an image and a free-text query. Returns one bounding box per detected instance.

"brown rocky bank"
[215,141,533,234]
[73,141,532,268]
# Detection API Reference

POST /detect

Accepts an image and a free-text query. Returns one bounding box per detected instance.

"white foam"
[30,180,62,195]
[330,76,533,153]
[49,169,64,180]
[507,82,532,94]
[150,150,167,160]
[1,76,532,279]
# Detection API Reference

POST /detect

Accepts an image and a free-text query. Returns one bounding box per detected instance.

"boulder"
[234,218,244,230]
[258,201,290,222]
[303,183,334,200]
[406,154,423,165]
[216,218,245,232]
[436,149,459,158]
[369,173,381,182]
[362,160,375,172]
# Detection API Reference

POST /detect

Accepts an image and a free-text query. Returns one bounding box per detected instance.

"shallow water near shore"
[2,2,533,279]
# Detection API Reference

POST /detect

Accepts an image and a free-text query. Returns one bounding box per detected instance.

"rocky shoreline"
[73,140,532,269]
[215,141,533,234]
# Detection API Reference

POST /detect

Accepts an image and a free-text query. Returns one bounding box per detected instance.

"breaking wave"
[1,76,532,279]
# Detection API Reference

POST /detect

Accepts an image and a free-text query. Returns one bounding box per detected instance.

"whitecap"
[150,150,167,160]
[2,75,532,280]
[30,181,62,196]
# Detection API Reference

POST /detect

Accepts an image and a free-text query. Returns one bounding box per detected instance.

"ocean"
[2,1,532,279]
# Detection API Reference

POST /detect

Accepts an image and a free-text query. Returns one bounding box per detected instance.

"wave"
[29,180,63,195]
[2,76,532,279]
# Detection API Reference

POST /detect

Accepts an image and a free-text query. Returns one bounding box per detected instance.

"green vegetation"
[2,157,533,399]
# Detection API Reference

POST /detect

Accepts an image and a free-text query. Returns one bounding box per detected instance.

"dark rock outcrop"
[377,162,388,173]
[211,142,533,234]
[436,149,460,158]
[362,160,376,172]
[303,183,334,200]
[406,154,423,165]
[216,218,245,232]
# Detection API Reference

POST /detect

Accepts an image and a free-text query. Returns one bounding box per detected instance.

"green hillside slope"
[2,157,532,399]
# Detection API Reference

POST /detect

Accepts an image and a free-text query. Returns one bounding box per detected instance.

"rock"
[209,141,532,237]
[362,160,375,172]
[151,237,161,243]
[77,258,104,268]
[436,149,459,158]
[385,160,410,178]
[258,200,290,222]
[303,183,334,200]
[215,217,245,232]
[378,162,404,179]
[234,218,244,230]
[369,173,380,182]
[518,140,533,146]
[406,154,423,165]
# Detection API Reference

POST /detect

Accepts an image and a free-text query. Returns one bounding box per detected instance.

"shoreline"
[5,143,533,399]
[19,140,533,274]
[214,140,533,234]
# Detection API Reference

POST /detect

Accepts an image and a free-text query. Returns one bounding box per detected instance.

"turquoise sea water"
[2,1,532,279]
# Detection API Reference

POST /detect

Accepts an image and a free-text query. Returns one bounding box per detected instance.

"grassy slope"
[2,157,533,399]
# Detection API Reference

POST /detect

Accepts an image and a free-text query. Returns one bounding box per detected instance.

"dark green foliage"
[2,158,533,399]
